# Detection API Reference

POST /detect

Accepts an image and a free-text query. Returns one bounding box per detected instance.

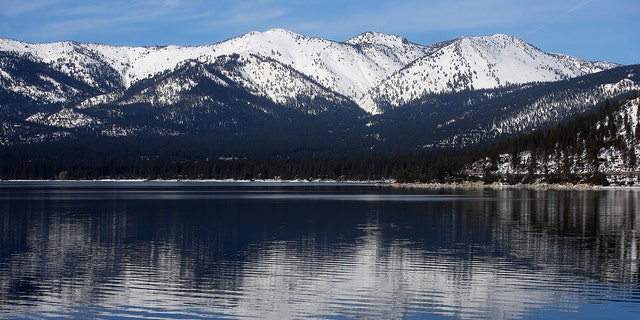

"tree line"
[2,93,637,184]
[0,152,463,182]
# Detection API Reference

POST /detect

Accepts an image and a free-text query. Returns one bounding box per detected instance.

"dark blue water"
[0,182,639,319]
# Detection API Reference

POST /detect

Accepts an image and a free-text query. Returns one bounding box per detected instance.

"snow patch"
[27,108,99,128]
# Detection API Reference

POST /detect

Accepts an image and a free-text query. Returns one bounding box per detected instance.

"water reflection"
[0,184,639,319]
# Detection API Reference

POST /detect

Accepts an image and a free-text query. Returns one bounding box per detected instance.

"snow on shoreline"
[392,181,640,190]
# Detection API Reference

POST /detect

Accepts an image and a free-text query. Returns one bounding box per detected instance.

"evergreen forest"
[1,93,639,185]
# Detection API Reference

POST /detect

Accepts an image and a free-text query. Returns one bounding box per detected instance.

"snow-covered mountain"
[1,29,616,114]
[0,29,632,153]
[364,34,616,111]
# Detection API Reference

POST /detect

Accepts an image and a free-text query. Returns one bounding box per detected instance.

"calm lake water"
[0,182,639,319]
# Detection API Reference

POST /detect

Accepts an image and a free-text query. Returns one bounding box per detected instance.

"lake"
[0,182,639,319]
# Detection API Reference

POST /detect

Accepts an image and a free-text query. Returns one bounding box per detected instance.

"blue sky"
[1,0,638,64]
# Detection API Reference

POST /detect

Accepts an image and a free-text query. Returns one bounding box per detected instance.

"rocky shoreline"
[391,181,640,190]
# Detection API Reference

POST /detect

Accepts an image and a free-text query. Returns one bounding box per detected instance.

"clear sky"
[1,0,638,65]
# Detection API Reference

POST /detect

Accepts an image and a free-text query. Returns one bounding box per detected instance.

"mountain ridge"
[0,29,618,114]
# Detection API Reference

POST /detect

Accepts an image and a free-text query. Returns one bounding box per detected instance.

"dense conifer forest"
[466,92,640,185]
[0,148,461,182]
[1,93,638,184]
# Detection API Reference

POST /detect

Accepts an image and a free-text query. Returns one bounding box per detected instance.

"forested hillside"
[465,93,640,186]
[3,93,640,183]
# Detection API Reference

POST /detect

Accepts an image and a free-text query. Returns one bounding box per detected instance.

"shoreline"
[1,178,640,190]
[0,178,392,186]
[391,181,640,190]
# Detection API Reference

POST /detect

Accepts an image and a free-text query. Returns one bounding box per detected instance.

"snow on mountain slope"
[549,53,618,74]
[0,49,103,107]
[81,29,433,113]
[365,34,616,113]
[593,96,640,174]
[467,95,640,184]
[79,29,401,101]
[0,38,123,91]
[0,30,619,115]
[99,55,357,116]
[209,29,423,106]
[346,32,435,65]
[1,68,75,104]
[214,54,356,113]
[1,30,418,112]
[0,38,213,88]
[430,66,640,149]
[486,77,640,136]
[26,107,99,128]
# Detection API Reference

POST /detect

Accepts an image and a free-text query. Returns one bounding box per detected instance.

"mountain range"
[1,29,638,159]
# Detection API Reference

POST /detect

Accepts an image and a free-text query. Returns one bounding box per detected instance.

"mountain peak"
[236,28,310,42]
[347,31,410,47]
[263,28,298,36]
[444,33,547,62]
[487,33,518,40]
[453,33,525,46]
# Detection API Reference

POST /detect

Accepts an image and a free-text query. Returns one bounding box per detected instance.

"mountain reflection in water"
[0,183,638,319]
